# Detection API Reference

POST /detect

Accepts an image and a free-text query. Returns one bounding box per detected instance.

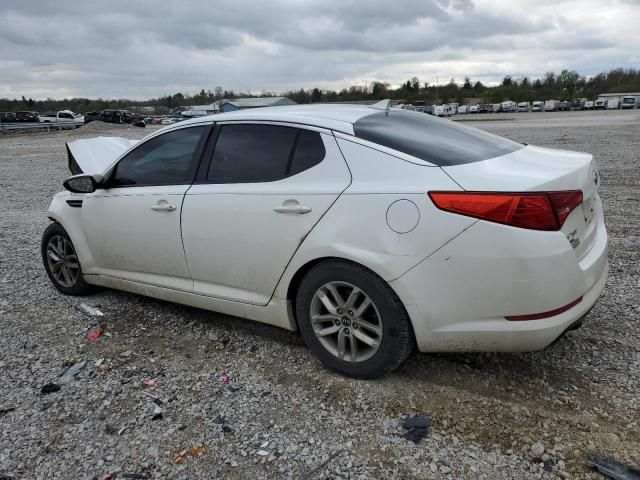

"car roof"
[173,104,383,135]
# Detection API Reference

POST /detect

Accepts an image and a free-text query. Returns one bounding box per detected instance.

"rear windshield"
[353,110,523,166]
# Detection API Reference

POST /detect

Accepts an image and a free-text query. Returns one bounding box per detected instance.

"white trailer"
[501,101,517,112]
[544,100,559,112]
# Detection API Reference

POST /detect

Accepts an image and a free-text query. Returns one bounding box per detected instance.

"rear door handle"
[151,201,177,212]
[273,201,312,214]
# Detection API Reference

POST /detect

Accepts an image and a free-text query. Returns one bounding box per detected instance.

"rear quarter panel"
[273,136,476,298]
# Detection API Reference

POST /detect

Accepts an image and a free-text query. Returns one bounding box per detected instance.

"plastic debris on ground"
[402,415,432,444]
[220,374,231,384]
[85,325,106,341]
[75,303,104,317]
[585,454,640,480]
[151,404,163,420]
[143,378,157,390]
[59,360,87,384]
[174,446,207,464]
[40,383,61,394]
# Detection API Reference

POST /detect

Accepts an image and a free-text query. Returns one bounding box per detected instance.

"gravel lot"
[0,111,638,480]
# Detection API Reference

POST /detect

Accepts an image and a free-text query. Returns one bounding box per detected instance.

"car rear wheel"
[296,261,413,379]
[41,222,91,295]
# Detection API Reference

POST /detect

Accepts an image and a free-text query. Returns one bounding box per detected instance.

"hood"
[66,136,139,175]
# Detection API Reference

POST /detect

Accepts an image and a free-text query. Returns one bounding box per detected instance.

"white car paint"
[181,129,351,305]
[48,103,609,353]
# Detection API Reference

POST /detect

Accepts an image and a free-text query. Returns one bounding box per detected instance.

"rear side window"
[207,124,325,183]
[290,129,325,176]
[111,126,206,186]
[353,110,523,166]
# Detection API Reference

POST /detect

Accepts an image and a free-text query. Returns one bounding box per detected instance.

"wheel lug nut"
[334,319,341,326]
[353,323,358,329]
[344,328,349,334]
[337,308,343,315]
[348,310,354,317]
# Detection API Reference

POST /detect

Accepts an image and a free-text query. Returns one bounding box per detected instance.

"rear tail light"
[428,190,583,231]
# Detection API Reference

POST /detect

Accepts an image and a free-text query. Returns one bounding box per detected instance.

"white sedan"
[42,101,608,378]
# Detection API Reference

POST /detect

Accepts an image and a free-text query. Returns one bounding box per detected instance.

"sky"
[0,0,639,100]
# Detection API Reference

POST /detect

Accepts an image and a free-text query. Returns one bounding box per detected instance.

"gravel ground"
[0,112,638,480]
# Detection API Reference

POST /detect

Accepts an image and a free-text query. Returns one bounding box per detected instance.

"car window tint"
[111,126,206,186]
[208,124,297,183]
[290,129,325,175]
[353,110,523,166]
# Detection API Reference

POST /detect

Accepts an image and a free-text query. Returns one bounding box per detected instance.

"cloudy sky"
[1,0,639,100]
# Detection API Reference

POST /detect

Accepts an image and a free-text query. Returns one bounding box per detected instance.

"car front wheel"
[296,261,413,379]
[41,222,91,295]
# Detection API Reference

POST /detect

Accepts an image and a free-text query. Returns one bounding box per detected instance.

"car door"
[81,124,210,291]
[181,122,351,305]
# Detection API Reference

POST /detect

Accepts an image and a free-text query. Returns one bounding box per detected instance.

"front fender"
[47,192,97,273]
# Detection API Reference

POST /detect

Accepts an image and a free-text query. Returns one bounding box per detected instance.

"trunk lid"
[442,145,600,260]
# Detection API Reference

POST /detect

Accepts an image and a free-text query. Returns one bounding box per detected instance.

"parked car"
[501,101,517,112]
[0,112,17,122]
[83,112,101,124]
[516,102,530,112]
[531,101,544,112]
[99,109,146,127]
[583,101,595,110]
[423,106,435,115]
[571,98,586,110]
[457,105,469,114]
[621,96,638,109]
[544,100,559,112]
[448,103,459,114]
[468,105,480,113]
[492,103,502,113]
[39,110,85,129]
[14,111,39,122]
[558,101,571,111]
[43,102,608,378]
[478,104,492,113]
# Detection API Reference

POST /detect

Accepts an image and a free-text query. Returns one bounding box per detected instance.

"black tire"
[296,260,413,379]
[41,222,92,296]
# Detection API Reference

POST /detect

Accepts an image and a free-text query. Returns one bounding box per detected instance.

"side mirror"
[63,174,98,193]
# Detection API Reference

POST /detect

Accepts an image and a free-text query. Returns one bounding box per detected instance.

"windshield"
[353,110,523,166]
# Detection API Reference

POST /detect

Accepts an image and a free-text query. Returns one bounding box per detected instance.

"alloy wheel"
[309,281,383,362]
[46,235,80,288]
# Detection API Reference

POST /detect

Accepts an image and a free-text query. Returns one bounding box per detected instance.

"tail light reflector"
[428,191,583,231]
[505,297,582,321]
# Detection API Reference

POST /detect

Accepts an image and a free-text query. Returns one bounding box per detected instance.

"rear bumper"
[391,211,609,353]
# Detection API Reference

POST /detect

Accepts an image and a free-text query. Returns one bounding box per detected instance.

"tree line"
[1,67,638,113]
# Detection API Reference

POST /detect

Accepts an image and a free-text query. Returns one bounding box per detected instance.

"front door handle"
[273,200,312,214]
[151,201,177,212]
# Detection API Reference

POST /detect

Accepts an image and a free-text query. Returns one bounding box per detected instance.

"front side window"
[353,110,523,166]
[110,126,206,187]
[207,124,325,183]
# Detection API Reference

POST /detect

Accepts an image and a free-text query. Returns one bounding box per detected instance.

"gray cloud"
[0,0,638,99]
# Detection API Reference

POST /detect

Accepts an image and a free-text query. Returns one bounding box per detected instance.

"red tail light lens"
[548,191,583,225]
[428,191,583,231]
